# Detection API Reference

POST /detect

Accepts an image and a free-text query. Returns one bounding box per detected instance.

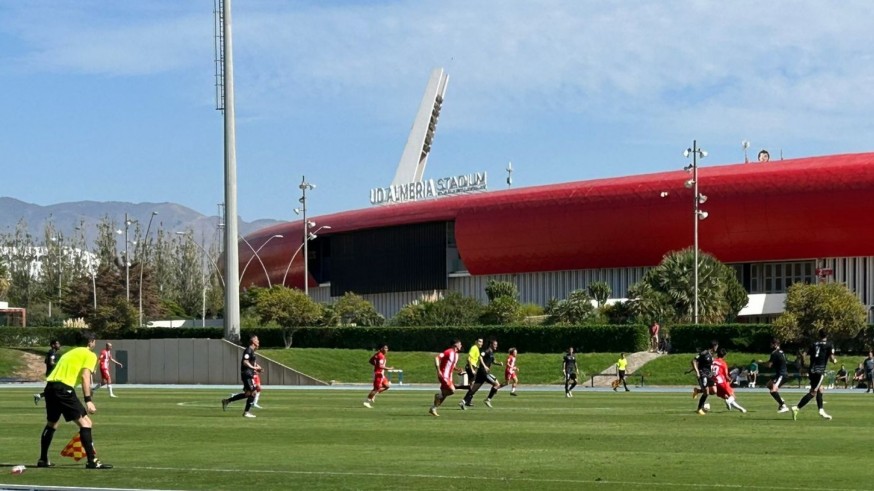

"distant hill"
[0,197,282,245]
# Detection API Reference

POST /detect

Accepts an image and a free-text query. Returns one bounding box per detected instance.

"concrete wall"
[100,339,326,386]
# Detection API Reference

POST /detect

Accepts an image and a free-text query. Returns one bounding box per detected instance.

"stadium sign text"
[370,172,488,205]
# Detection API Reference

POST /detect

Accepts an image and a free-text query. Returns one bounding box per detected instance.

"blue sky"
[2,1,873,221]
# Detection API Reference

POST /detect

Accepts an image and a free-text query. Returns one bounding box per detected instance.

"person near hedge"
[34,339,62,405]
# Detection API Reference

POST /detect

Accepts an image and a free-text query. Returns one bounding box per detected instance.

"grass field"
[1,386,873,490]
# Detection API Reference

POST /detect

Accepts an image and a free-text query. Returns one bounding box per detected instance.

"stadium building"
[236,70,874,322]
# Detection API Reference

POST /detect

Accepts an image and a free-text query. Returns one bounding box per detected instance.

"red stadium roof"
[240,152,874,290]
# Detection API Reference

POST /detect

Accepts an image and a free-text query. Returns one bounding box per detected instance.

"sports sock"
[698,393,709,410]
[487,386,499,400]
[797,393,814,409]
[769,391,784,406]
[568,381,577,391]
[244,396,254,412]
[39,426,56,462]
[253,392,261,405]
[228,393,247,403]
[79,427,96,464]
[107,384,114,396]
[815,392,824,410]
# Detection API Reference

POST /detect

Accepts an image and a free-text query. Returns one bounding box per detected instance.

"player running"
[430,339,463,417]
[691,340,718,415]
[791,329,837,420]
[504,348,519,396]
[760,338,791,413]
[363,344,394,408]
[712,348,747,413]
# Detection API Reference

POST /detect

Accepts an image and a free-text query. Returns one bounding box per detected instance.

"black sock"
[228,393,247,403]
[487,386,498,399]
[698,393,709,410]
[816,392,824,410]
[622,379,628,390]
[770,391,784,406]
[564,380,570,392]
[79,427,96,464]
[39,426,55,462]
[569,381,577,391]
[244,396,254,412]
[797,393,814,409]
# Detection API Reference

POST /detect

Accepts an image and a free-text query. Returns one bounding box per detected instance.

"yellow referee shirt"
[617,357,628,371]
[468,345,481,369]
[47,346,98,388]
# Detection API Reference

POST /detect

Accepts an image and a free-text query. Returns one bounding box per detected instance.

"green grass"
[0,347,28,378]
[262,348,622,384]
[1,387,873,490]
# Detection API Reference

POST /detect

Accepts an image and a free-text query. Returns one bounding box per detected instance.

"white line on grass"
[124,465,868,491]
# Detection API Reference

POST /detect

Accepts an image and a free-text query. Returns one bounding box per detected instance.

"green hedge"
[667,324,775,353]
[1,325,649,353]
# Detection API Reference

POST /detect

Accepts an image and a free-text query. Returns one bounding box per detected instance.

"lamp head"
[700,150,708,158]
[684,179,695,189]
[683,164,694,173]
[293,208,301,215]
[698,194,708,204]
[698,211,709,220]
[660,191,669,198]
[683,149,691,158]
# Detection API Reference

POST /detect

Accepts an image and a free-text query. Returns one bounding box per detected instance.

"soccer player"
[363,344,394,408]
[712,348,747,413]
[563,346,579,397]
[97,343,123,398]
[222,335,263,418]
[430,339,463,416]
[613,353,630,392]
[747,359,759,388]
[691,340,718,415]
[37,330,112,469]
[504,347,519,396]
[791,329,837,420]
[462,338,503,408]
[34,339,62,405]
[760,338,790,412]
[252,372,263,409]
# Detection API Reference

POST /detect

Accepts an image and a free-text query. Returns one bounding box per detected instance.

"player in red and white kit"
[712,347,747,413]
[252,372,263,409]
[504,347,519,396]
[430,339,463,416]
[98,343,123,398]
[363,344,394,408]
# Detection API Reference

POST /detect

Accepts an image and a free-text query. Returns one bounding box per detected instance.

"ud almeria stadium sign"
[370,172,488,206]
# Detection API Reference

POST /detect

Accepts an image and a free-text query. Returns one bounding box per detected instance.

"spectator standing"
[863,351,874,393]
[649,321,660,353]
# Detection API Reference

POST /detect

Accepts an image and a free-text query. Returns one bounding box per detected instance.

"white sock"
[253,392,261,405]
[107,384,114,395]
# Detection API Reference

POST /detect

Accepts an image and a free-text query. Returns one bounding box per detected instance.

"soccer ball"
[11,465,26,475]
[702,403,711,412]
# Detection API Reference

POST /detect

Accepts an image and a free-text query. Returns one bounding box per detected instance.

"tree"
[481,295,524,325]
[422,292,483,326]
[485,280,518,302]
[332,292,384,326]
[252,286,323,347]
[545,289,596,325]
[0,256,9,299]
[628,248,747,324]
[587,281,611,308]
[773,282,867,345]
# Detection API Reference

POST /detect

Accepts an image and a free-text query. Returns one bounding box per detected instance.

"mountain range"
[0,197,281,246]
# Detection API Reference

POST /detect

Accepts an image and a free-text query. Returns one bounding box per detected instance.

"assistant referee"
[38,330,112,469]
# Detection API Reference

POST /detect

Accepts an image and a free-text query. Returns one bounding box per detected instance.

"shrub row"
[1,325,649,354]
[667,324,874,354]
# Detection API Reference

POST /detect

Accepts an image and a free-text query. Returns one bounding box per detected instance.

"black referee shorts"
[44,382,87,423]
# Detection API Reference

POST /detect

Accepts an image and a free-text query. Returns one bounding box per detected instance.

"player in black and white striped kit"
[791,329,837,421]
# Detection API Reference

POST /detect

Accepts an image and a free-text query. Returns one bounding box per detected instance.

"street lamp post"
[296,176,316,296]
[138,211,158,327]
[49,234,63,317]
[240,234,283,287]
[683,140,708,325]
[281,225,330,287]
[175,232,225,287]
[116,213,134,302]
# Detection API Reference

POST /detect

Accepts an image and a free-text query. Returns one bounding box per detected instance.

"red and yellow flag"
[60,433,95,462]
